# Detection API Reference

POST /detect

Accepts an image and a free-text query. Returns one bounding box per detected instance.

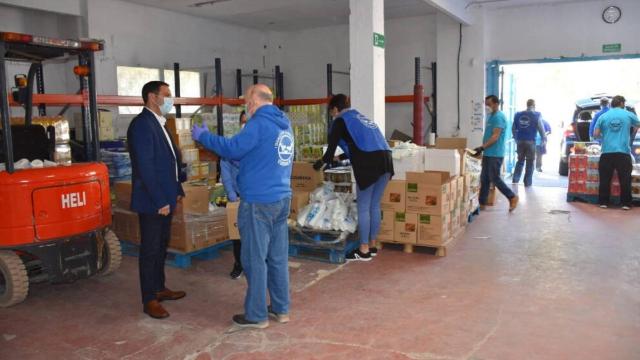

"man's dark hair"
[600,97,610,107]
[142,81,169,104]
[329,94,350,111]
[611,95,626,108]
[239,110,246,125]
[526,99,535,108]
[485,95,499,105]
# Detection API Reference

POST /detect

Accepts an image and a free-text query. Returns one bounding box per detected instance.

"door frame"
[486,53,640,176]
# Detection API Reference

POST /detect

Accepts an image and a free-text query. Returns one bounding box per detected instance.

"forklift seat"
[0,125,51,162]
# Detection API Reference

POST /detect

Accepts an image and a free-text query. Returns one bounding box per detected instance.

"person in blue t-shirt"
[192,84,293,329]
[594,95,640,209]
[473,95,519,211]
[589,98,610,142]
[535,118,552,172]
[511,99,547,186]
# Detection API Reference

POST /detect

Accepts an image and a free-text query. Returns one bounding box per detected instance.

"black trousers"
[138,213,172,304]
[598,153,633,207]
[232,239,242,267]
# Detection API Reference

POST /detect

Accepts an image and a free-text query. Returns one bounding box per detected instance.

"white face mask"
[485,106,492,114]
[157,96,173,115]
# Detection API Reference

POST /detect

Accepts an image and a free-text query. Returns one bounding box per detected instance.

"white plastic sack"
[15,158,31,169]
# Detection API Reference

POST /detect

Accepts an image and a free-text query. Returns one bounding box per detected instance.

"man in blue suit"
[127,81,186,319]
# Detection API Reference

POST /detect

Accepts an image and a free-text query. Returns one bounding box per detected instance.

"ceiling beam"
[421,0,472,25]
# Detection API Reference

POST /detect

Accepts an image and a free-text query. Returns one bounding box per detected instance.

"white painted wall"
[270,15,437,139]
[436,8,485,146]
[0,4,82,118]
[486,0,640,61]
[0,0,82,16]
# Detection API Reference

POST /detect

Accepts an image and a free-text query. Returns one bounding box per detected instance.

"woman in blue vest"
[313,94,394,261]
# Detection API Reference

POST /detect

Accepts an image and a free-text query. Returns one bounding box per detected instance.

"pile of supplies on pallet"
[296,167,358,233]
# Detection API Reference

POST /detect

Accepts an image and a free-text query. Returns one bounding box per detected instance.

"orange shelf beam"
[8,94,428,107]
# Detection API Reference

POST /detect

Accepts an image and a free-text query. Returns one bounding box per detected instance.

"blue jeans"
[512,141,536,186]
[356,173,391,245]
[479,156,515,205]
[238,197,291,322]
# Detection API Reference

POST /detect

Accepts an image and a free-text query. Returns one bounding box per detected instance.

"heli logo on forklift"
[61,192,87,209]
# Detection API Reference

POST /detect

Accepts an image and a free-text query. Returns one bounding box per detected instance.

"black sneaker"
[268,306,290,323]
[346,249,372,262]
[369,247,378,257]
[230,263,243,280]
[232,314,269,329]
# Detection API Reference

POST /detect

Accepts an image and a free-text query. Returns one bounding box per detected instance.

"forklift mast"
[0,32,104,172]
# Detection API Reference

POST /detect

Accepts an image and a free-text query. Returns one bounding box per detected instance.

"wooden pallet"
[288,240,359,264]
[120,240,232,269]
[565,192,632,205]
[379,227,464,257]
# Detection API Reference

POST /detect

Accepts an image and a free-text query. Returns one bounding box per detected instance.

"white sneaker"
[622,206,631,211]
[599,205,608,209]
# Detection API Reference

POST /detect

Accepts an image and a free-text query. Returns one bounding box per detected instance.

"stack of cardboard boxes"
[379,138,477,248]
[289,161,324,220]
[111,181,229,253]
[568,154,620,196]
[166,117,215,181]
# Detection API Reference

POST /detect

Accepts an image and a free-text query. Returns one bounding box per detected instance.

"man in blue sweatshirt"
[191,84,294,329]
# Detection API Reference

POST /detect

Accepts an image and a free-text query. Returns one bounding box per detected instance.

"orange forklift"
[0,32,121,307]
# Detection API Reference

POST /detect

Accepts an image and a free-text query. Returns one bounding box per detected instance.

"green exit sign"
[602,43,622,53]
[373,32,385,48]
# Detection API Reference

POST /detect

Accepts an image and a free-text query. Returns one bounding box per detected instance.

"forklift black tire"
[98,230,122,276]
[0,250,29,307]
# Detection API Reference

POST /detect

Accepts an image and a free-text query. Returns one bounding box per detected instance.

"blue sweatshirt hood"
[197,104,293,203]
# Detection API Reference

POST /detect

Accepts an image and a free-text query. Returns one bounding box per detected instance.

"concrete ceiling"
[119,0,439,31]
[119,0,601,31]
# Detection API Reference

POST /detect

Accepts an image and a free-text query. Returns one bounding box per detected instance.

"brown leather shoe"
[143,300,169,319]
[156,288,186,301]
[509,195,519,212]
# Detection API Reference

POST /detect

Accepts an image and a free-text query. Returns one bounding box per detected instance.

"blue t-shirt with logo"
[596,107,640,154]
[483,110,507,157]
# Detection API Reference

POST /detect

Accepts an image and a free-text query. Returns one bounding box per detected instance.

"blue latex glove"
[191,123,209,142]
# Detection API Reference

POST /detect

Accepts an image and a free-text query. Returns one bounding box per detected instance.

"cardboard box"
[291,161,323,191]
[181,182,211,215]
[290,191,310,220]
[113,181,132,209]
[450,206,461,234]
[381,180,406,212]
[171,212,229,252]
[424,148,461,176]
[182,148,200,164]
[378,210,395,241]
[405,171,451,215]
[392,147,426,180]
[435,137,467,174]
[111,207,140,243]
[456,176,465,201]
[226,201,240,239]
[449,176,459,203]
[416,213,450,245]
[174,129,195,149]
[393,212,417,244]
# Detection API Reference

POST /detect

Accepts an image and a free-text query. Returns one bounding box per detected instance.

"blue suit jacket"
[127,108,186,214]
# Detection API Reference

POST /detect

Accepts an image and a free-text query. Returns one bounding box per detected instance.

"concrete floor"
[2,186,639,360]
